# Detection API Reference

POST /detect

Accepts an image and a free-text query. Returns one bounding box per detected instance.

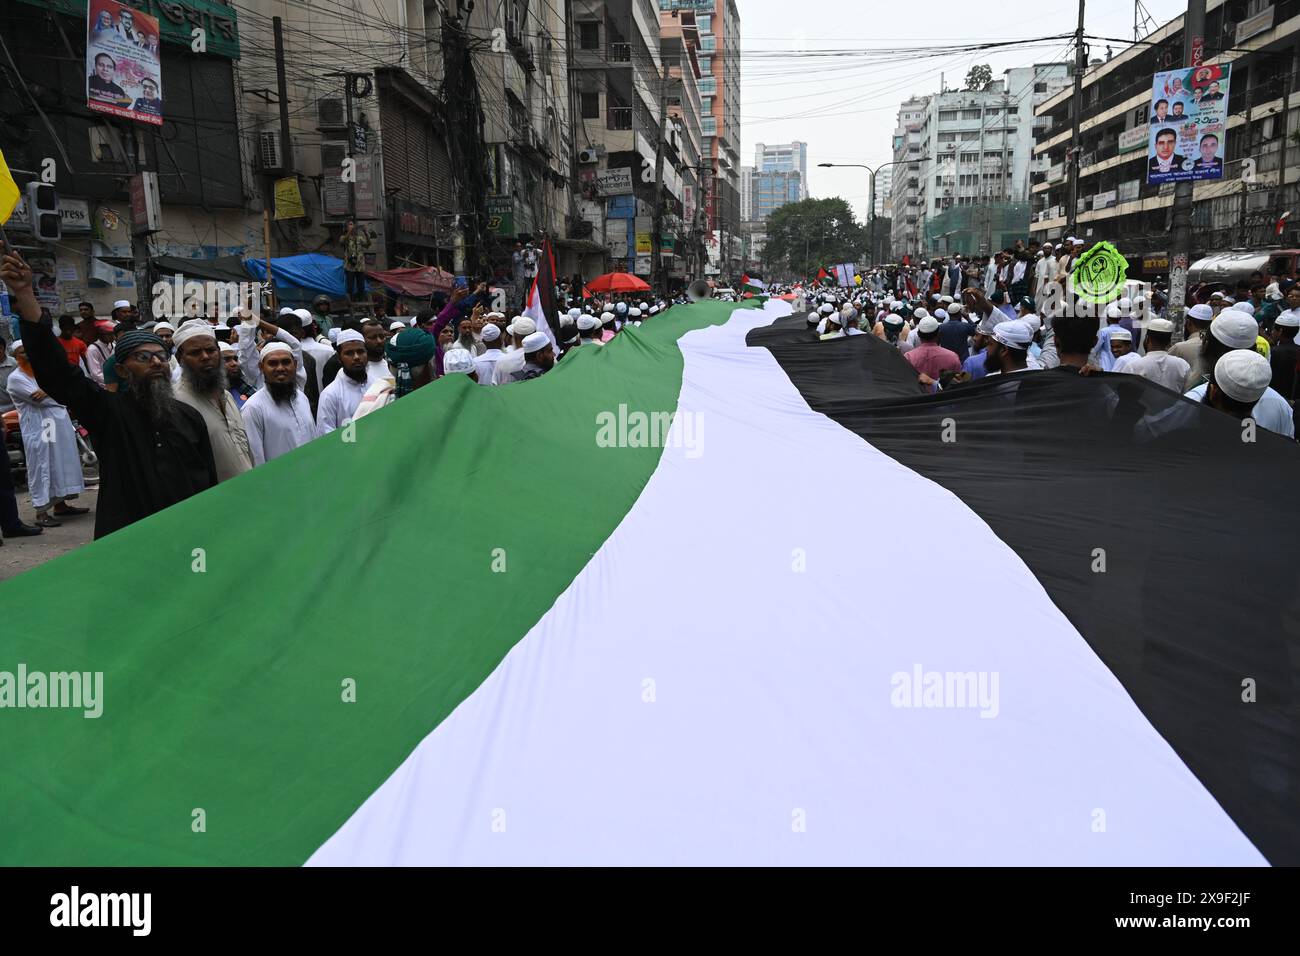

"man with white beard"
[315,330,370,433]
[172,320,252,482]
[240,342,319,465]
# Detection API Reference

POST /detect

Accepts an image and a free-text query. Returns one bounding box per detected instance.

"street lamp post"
[818,158,927,266]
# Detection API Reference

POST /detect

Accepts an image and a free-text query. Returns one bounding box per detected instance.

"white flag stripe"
[309,300,1263,866]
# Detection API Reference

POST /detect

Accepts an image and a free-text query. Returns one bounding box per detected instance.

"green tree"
[964,64,993,91]
[762,197,866,279]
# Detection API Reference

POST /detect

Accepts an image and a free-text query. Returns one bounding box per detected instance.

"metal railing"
[609,42,631,63]
[607,107,632,130]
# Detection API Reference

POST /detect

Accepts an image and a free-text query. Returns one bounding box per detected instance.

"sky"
[737,0,1189,223]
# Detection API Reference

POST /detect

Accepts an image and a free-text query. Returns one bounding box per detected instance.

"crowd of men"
[790,243,1299,439]
[3,231,1297,554]
[0,243,676,544]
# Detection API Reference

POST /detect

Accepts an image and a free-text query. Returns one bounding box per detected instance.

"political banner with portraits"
[87,0,164,126]
[1146,63,1229,184]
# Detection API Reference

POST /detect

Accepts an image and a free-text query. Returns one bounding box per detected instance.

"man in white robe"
[473,323,505,385]
[6,342,87,526]
[316,330,370,433]
[240,342,318,465]
[172,322,253,482]
[236,308,306,392]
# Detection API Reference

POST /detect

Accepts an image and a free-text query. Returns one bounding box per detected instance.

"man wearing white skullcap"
[1168,301,1213,379]
[472,323,505,386]
[441,347,478,380]
[290,308,333,392]
[1108,326,1139,372]
[1204,351,1275,422]
[1181,309,1259,391]
[172,320,252,482]
[577,312,602,347]
[1264,309,1300,402]
[240,337,319,465]
[1179,310,1293,436]
[1088,301,1127,372]
[1117,317,1189,391]
[493,315,536,383]
[507,331,555,381]
[315,329,370,433]
[236,307,306,395]
[985,319,1035,376]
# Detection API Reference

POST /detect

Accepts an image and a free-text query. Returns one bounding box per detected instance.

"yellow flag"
[0,147,19,224]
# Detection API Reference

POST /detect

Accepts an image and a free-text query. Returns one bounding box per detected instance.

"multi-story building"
[755,141,809,198]
[890,96,929,259]
[1030,0,1300,272]
[659,11,708,283]
[748,169,803,220]
[0,0,582,316]
[917,64,1072,256]
[874,167,893,218]
[740,165,755,221]
[661,0,741,273]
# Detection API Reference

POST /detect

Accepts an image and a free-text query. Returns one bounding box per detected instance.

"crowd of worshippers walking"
[0,243,673,544]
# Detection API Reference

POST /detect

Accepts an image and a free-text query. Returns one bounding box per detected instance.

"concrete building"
[0,0,584,318]
[890,96,929,260]
[874,166,893,218]
[661,0,741,274]
[755,141,809,198]
[1030,0,1300,274]
[748,169,803,220]
[740,164,755,220]
[659,8,709,283]
[917,63,1072,256]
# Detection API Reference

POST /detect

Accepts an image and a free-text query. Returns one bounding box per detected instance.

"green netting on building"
[924,202,1031,256]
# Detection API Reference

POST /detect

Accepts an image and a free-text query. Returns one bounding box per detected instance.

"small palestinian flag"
[3,298,1298,866]
[816,266,833,287]
[740,273,767,295]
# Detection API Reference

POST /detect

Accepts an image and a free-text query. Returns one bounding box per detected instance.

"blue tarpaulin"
[243,254,365,296]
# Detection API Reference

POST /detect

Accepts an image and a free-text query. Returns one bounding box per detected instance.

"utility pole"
[273,17,293,177]
[1168,0,1207,343]
[1065,0,1086,239]
[649,64,671,292]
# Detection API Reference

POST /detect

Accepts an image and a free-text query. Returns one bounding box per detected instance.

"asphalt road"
[0,486,99,583]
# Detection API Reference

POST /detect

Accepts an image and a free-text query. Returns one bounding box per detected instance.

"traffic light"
[25,181,60,243]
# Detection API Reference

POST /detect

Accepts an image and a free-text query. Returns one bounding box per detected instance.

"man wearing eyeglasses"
[1,244,217,540]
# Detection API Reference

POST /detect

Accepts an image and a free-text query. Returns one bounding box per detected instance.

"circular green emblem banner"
[1069,241,1128,304]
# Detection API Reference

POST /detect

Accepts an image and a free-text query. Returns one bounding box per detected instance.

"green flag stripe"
[0,299,749,865]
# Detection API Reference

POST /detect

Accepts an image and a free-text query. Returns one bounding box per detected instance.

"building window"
[962,109,981,120]
[578,21,599,49]
[700,96,712,113]
[697,14,712,32]
[698,56,711,73]
[1034,82,1047,93]
[581,91,600,119]
[698,77,716,95]
[701,35,716,52]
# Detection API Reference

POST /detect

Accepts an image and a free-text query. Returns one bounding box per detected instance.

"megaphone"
[687,279,713,303]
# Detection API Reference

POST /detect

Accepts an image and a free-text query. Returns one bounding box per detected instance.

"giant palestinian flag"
[2,299,1298,865]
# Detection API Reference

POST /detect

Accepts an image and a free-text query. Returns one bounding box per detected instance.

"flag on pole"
[740,273,766,295]
[816,267,833,287]
[0,148,19,225]
[522,236,559,350]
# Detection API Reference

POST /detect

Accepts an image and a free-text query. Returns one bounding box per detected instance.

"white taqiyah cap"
[992,319,1033,348]
[480,323,501,343]
[1109,327,1132,342]
[335,329,365,346]
[1146,317,1175,333]
[1213,349,1272,404]
[1187,303,1213,322]
[1210,310,1260,349]
[1274,309,1300,328]
[113,300,131,310]
[917,316,939,334]
[522,331,550,354]
[442,348,476,374]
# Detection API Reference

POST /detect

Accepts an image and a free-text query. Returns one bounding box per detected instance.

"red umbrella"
[584,271,651,293]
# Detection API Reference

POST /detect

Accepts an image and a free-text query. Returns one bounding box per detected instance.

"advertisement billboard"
[1146,62,1230,185]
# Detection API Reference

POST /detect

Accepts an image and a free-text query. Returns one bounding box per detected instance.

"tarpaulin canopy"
[243,254,357,296]
[152,255,251,284]
[368,266,455,298]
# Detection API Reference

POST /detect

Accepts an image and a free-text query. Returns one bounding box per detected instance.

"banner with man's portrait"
[1146,63,1230,185]
[87,0,163,126]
